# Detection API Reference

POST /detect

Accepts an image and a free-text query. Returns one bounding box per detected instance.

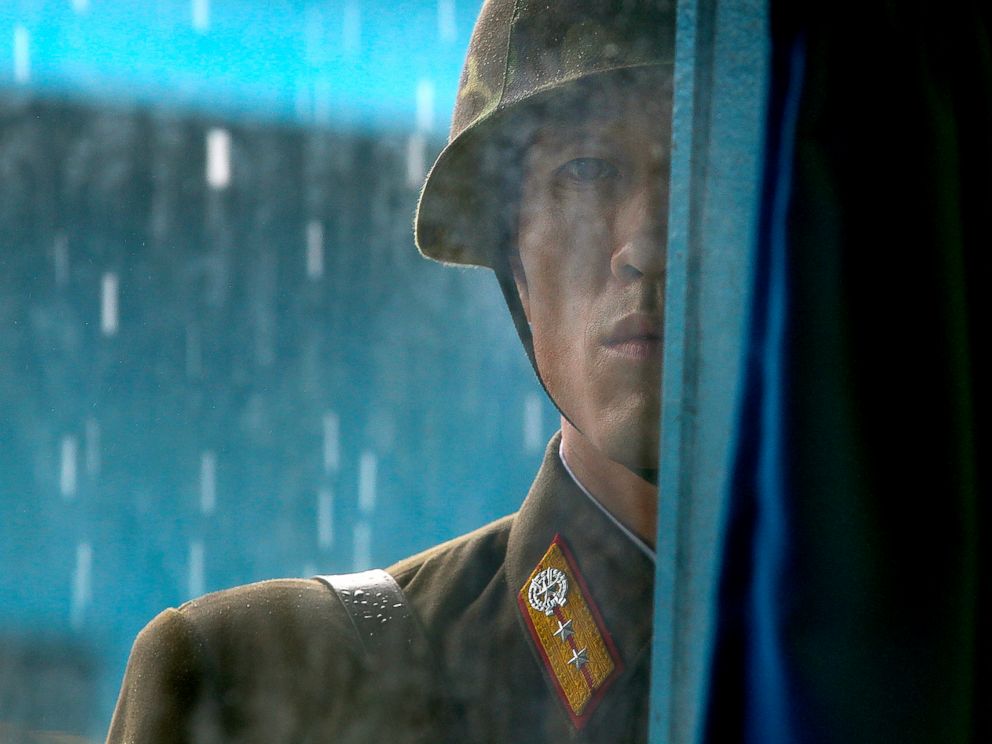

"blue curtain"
[706,3,990,742]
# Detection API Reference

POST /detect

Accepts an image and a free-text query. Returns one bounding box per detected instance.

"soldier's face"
[512,71,671,472]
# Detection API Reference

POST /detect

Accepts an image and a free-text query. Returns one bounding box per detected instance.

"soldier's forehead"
[528,69,671,138]
[524,76,672,153]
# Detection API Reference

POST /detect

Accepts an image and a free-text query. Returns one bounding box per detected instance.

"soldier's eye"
[557,157,619,183]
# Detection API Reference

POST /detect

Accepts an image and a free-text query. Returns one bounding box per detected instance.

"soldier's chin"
[592,416,661,480]
[607,437,660,480]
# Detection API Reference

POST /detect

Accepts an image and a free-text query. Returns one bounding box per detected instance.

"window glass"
[0,2,676,742]
[0,3,558,738]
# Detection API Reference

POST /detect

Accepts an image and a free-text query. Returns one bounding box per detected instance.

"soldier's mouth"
[603,314,663,361]
[605,336,662,360]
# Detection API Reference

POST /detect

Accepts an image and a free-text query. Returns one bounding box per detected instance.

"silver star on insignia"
[553,618,574,642]
[568,647,589,669]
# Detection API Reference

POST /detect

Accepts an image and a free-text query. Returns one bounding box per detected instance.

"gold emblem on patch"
[517,535,623,729]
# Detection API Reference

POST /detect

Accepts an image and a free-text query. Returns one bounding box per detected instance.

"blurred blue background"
[0,0,470,130]
[0,1,558,740]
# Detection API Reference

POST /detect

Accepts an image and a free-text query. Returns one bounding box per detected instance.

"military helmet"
[414,0,676,270]
[415,0,675,429]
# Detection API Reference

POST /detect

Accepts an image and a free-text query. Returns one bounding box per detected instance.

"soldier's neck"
[560,420,658,549]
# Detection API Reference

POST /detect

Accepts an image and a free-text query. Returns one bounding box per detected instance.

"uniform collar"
[505,432,655,694]
[558,439,657,564]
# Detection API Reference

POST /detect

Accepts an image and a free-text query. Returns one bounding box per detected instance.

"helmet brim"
[414,62,672,270]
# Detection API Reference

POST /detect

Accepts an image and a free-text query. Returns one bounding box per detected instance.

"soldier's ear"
[508,253,532,324]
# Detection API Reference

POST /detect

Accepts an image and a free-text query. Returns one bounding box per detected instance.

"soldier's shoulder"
[132,513,516,663]
[175,577,345,635]
[112,578,362,742]
[111,518,518,742]
[387,512,515,625]
[130,578,362,681]
[155,512,516,641]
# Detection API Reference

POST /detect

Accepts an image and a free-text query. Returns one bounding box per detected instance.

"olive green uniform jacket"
[106,435,655,743]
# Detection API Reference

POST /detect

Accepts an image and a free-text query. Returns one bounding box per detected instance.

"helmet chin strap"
[494,261,660,487]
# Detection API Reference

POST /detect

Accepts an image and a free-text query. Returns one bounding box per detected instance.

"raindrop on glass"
[406,133,427,189]
[358,451,377,515]
[192,0,210,33]
[206,128,231,190]
[437,0,457,43]
[416,79,435,134]
[100,272,119,337]
[306,220,325,280]
[323,411,340,473]
[343,0,361,56]
[188,540,205,599]
[317,487,334,549]
[13,26,30,85]
[353,521,372,571]
[84,418,100,477]
[53,234,70,287]
[200,451,217,515]
[70,541,92,629]
[60,435,78,500]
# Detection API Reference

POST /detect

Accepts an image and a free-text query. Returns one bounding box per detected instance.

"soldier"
[106,1,674,742]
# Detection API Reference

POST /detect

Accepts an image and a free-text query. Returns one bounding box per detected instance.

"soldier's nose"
[610,183,667,283]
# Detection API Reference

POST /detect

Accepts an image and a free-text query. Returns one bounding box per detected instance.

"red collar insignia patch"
[517,534,623,729]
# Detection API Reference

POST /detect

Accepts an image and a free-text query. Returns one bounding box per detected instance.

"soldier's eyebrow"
[527,122,625,165]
